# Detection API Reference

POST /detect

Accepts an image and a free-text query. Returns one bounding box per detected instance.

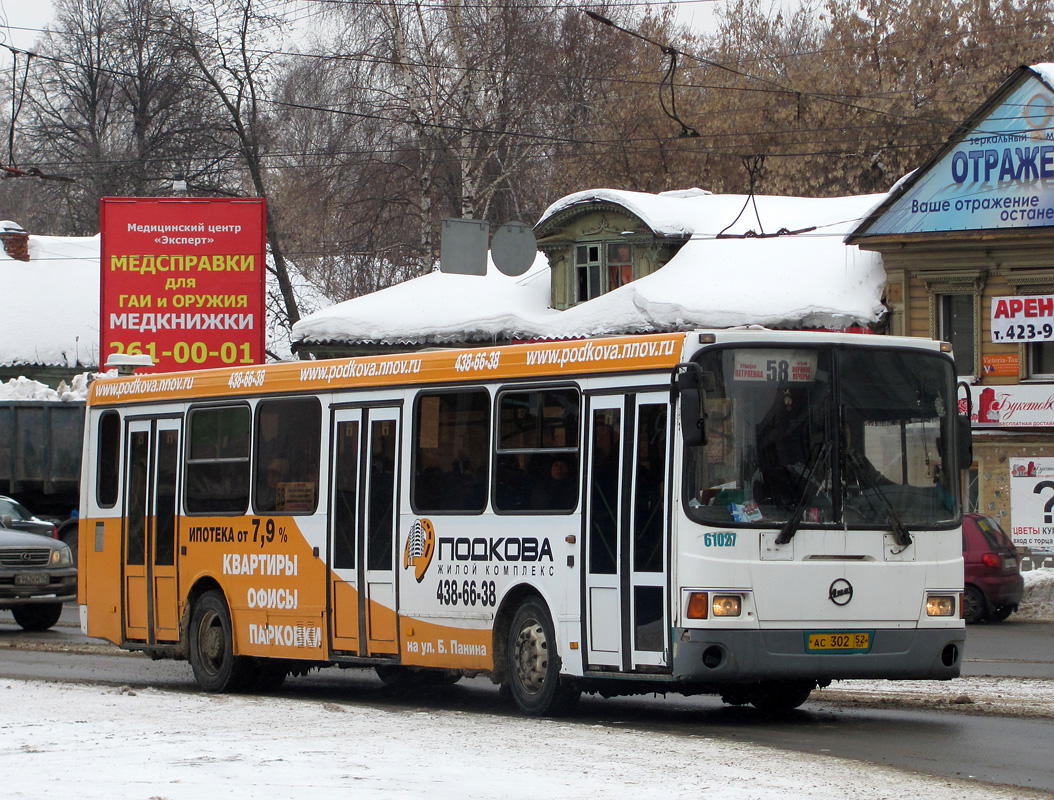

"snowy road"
[3,676,1054,800]
[2,570,1053,799]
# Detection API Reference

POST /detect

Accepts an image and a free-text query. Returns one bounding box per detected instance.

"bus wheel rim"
[199,610,225,674]
[513,617,548,695]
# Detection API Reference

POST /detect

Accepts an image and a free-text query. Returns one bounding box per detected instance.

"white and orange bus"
[78,329,969,714]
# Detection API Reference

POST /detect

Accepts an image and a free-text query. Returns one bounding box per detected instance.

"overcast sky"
[0,0,731,72]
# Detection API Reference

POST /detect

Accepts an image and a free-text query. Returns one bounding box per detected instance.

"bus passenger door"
[122,418,181,644]
[584,393,671,672]
[363,408,400,655]
[328,409,362,653]
[584,398,625,668]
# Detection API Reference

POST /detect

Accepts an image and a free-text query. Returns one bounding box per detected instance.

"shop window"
[938,294,975,378]
[253,398,322,514]
[494,388,580,513]
[412,390,491,513]
[576,242,633,302]
[185,405,250,514]
[1029,341,1054,379]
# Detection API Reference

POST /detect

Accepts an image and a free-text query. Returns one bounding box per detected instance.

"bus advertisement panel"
[100,197,267,373]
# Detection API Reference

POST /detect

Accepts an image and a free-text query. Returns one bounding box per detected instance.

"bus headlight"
[926,594,956,617]
[712,595,742,617]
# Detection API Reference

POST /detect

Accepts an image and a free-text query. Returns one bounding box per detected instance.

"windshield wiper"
[775,441,830,545]
[846,450,913,547]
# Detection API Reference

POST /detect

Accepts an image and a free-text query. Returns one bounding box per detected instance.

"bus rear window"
[185,406,250,514]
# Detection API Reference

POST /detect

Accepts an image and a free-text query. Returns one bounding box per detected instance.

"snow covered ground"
[1,572,1052,800]
[1,676,1050,800]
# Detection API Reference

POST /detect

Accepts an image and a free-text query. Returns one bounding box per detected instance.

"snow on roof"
[0,230,330,368]
[1030,62,1054,87]
[544,233,885,337]
[537,189,878,239]
[291,253,557,346]
[293,191,886,347]
[0,234,101,369]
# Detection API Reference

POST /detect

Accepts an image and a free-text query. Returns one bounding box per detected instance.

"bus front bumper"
[671,626,964,683]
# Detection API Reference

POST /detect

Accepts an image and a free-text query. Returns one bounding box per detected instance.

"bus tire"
[188,590,253,692]
[252,660,288,692]
[506,598,579,716]
[12,602,63,631]
[747,680,813,712]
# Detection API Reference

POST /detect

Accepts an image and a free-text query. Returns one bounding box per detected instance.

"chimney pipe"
[0,221,29,262]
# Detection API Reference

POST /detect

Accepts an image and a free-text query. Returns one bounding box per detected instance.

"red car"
[962,513,1024,624]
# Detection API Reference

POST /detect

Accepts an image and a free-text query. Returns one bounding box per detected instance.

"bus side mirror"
[675,364,710,447]
[957,414,972,469]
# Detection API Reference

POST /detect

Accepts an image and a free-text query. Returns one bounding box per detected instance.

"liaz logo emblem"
[828,578,854,606]
[403,519,435,582]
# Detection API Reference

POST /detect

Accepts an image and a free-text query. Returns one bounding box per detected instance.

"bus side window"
[253,398,322,514]
[494,388,580,514]
[96,410,121,507]
[412,390,491,513]
[185,406,251,515]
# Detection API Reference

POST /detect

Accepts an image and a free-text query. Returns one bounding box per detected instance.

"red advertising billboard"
[100,197,267,373]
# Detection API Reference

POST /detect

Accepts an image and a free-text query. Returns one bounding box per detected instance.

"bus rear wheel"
[506,598,579,716]
[189,590,253,692]
[746,680,814,712]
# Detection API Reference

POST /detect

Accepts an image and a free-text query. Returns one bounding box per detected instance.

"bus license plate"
[14,573,50,586]
[806,631,871,652]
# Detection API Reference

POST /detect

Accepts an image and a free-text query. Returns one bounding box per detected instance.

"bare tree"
[16,0,229,232]
[172,0,300,325]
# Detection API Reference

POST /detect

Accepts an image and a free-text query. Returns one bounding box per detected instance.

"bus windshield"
[685,345,958,529]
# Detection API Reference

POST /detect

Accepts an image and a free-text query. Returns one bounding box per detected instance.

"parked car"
[963,512,1024,624]
[0,495,58,539]
[0,526,76,631]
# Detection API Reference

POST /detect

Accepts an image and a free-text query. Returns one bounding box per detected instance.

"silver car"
[0,527,76,631]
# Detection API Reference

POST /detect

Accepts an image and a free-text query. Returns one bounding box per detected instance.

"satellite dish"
[491,222,537,276]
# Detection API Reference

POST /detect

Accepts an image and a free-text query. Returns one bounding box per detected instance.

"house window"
[576,242,633,301]
[938,294,975,378]
[1030,342,1054,379]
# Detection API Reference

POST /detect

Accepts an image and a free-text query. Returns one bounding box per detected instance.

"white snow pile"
[1018,567,1054,621]
[0,233,101,369]
[0,373,90,402]
[292,253,554,347]
[0,228,331,368]
[0,679,1038,800]
[292,189,886,348]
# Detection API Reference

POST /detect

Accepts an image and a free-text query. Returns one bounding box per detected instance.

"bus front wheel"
[506,598,579,716]
[189,590,253,692]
